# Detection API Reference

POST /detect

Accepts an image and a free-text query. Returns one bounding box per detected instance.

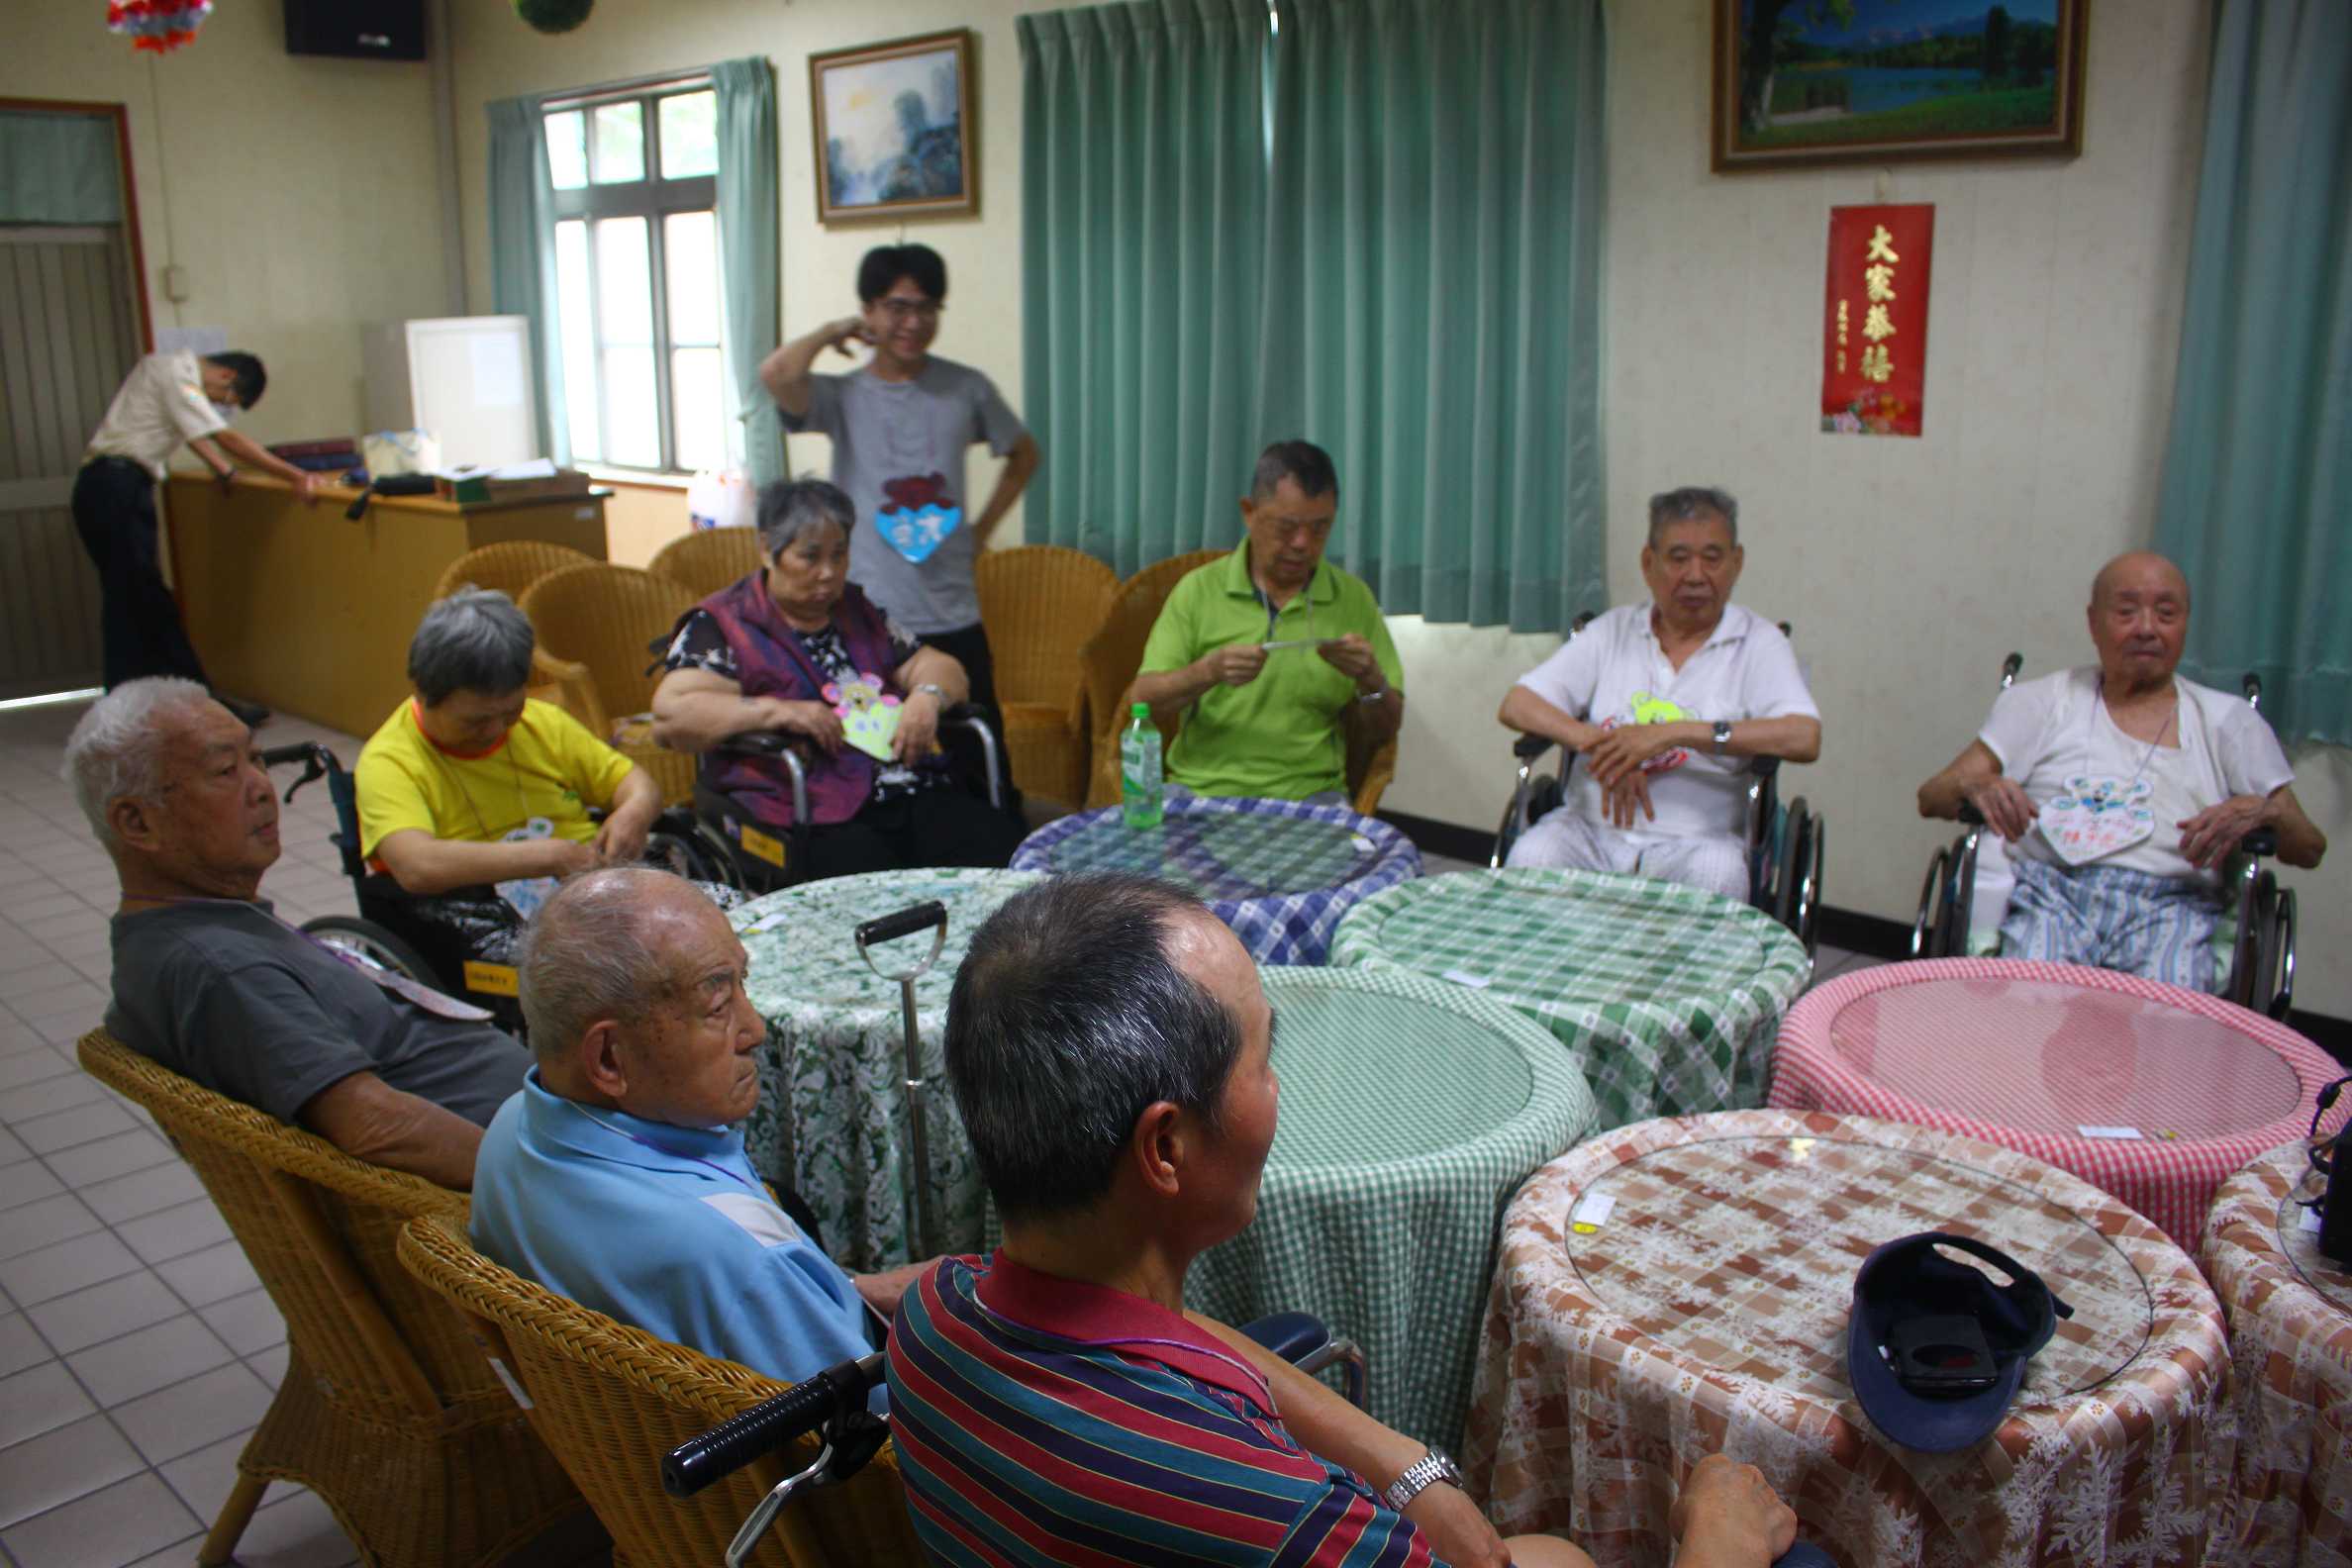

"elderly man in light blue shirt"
[469,866,925,1389]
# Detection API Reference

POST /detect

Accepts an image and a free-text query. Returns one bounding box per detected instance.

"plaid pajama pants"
[2002,856,2223,993]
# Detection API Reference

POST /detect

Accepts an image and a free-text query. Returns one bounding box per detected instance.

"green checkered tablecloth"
[1329,868,1811,1129]
[1184,966,1596,1451]
[734,868,1042,1272]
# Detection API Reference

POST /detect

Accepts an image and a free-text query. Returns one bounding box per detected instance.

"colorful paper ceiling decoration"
[107,0,215,53]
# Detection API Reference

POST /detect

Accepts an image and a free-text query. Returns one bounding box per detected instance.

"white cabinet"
[361,316,539,470]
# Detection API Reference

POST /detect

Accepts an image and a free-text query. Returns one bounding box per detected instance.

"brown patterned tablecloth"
[2201,1139,2352,1566]
[1462,1110,2230,1568]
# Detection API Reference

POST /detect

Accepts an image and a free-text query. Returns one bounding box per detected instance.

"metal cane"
[853,901,949,1260]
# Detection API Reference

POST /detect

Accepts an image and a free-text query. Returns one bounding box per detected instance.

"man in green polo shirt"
[1132,441,1403,802]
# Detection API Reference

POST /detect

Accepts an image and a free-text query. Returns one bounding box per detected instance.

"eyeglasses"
[876,298,941,323]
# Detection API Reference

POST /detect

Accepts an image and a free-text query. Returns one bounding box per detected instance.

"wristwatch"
[913,682,947,705]
[1712,719,1733,753]
[1357,682,1390,706]
[1382,1448,1466,1514]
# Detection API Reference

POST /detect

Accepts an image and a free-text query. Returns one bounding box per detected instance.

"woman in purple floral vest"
[650,479,1026,884]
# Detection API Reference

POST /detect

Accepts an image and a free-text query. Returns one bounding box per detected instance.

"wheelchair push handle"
[256,741,337,804]
[662,1353,882,1498]
[856,901,948,950]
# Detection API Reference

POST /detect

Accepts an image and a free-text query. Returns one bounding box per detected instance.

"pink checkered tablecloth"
[1768,958,2341,1243]
[2201,1140,2352,1566]
[1461,1109,2230,1568]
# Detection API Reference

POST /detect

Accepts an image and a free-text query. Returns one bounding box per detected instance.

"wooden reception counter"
[166,471,608,737]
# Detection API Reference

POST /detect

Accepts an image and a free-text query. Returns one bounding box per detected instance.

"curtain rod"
[539,68,710,110]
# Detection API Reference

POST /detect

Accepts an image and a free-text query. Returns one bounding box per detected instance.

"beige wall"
[2,1,451,444]
[450,0,2352,1015]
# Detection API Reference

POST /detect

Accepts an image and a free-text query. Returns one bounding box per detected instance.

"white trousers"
[1506,809,1751,904]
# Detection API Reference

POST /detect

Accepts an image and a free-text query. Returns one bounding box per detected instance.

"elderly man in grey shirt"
[762,243,1039,809]
[64,679,526,1190]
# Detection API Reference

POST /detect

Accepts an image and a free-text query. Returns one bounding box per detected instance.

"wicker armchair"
[518,562,703,806]
[1080,549,1225,808]
[397,1212,923,1568]
[974,544,1118,807]
[74,1031,589,1568]
[430,539,597,608]
[648,528,763,602]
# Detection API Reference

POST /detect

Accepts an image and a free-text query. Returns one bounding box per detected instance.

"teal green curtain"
[2154,0,2351,745]
[712,56,784,486]
[0,112,123,225]
[1260,0,1605,632]
[487,97,569,463]
[1020,0,1274,575]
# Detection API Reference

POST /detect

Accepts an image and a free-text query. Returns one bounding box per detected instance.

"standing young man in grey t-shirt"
[760,245,1039,811]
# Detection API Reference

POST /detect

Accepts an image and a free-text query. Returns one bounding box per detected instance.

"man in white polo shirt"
[1915,550,2325,989]
[73,347,325,723]
[1498,486,1822,902]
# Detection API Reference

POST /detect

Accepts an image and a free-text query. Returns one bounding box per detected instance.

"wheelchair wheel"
[643,827,735,890]
[300,915,437,987]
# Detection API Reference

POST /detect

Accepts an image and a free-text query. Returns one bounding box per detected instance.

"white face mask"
[212,401,241,423]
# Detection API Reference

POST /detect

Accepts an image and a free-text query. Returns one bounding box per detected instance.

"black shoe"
[215,694,272,730]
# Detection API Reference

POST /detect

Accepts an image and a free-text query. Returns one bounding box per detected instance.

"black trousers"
[919,620,1023,819]
[800,787,1029,885]
[71,457,210,690]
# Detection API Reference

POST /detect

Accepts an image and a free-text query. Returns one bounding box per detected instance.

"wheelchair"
[662,1315,1365,1568]
[1910,655,2299,1020]
[691,707,1006,894]
[260,741,738,1031]
[1489,618,1824,957]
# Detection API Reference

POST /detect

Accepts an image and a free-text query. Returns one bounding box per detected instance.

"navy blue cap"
[1846,1231,2073,1453]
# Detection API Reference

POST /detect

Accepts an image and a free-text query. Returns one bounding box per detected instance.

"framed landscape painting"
[1712,0,2088,172]
[810,29,976,224]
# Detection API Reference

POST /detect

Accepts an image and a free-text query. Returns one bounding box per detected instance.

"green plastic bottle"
[1121,702,1164,828]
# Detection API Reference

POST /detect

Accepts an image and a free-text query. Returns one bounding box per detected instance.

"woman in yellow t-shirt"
[355,589,662,907]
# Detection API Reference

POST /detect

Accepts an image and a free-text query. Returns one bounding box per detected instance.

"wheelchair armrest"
[1512,733,1557,762]
[2240,826,2279,858]
[1955,802,1985,827]
[1240,1311,1327,1365]
[1749,755,1782,780]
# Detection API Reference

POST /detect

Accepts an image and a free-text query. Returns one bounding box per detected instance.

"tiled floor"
[0,692,1881,1567]
[0,697,364,1568]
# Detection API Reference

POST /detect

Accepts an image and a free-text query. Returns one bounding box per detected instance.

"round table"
[1010,795,1421,964]
[734,867,1041,1271]
[1183,966,1596,1452]
[1463,1110,2230,1568]
[2201,1139,2352,1565]
[1329,868,1811,1127]
[1769,957,2343,1244]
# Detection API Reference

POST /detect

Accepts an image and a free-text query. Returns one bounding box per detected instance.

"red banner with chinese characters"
[1821,204,1933,437]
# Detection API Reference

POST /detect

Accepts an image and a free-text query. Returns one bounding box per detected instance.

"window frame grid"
[544,80,721,475]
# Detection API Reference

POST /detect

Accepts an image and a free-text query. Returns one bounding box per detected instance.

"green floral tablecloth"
[1184,965,1597,1450]
[734,868,1041,1271]
[1329,868,1811,1129]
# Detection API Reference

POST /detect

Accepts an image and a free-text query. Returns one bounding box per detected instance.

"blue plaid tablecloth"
[1011,796,1421,965]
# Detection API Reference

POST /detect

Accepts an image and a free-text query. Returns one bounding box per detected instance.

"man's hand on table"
[851,1259,934,1319]
[2178,793,2271,871]
[1668,1454,1797,1568]
[292,471,330,505]
[1962,775,2037,842]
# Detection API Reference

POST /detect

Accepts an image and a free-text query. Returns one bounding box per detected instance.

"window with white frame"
[543,82,734,474]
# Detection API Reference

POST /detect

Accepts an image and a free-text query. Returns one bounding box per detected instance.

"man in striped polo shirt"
[886,874,1796,1567]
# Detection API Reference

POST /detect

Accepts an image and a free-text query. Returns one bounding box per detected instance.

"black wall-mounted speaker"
[284,0,427,60]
